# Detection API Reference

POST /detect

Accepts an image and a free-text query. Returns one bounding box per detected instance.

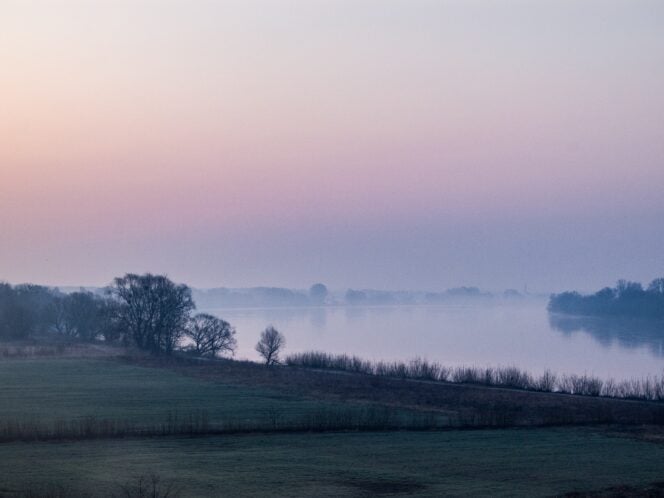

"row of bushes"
[285,351,664,401]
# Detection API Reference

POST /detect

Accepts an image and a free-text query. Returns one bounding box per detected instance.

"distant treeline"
[194,287,314,308]
[286,351,664,402]
[195,285,528,308]
[548,278,664,319]
[345,286,497,306]
[43,284,531,310]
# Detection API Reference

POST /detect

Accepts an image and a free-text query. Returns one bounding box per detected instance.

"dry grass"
[0,340,130,360]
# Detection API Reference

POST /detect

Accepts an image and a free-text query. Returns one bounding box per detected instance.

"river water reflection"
[203,301,664,379]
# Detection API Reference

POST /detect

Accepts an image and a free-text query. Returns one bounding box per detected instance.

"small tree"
[184,313,236,357]
[255,326,285,365]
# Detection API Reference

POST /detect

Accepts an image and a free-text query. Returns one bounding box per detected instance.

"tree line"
[548,278,664,319]
[0,274,285,363]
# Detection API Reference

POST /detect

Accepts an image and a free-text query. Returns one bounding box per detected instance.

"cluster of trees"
[0,283,112,341]
[193,283,529,309]
[424,286,495,304]
[548,278,664,319]
[344,289,416,306]
[192,283,329,308]
[0,273,287,363]
[344,286,512,306]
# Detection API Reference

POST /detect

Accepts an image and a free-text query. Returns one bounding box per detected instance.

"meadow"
[0,356,439,440]
[0,357,339,425]
[2,429,664,497]
[2,352,664,496]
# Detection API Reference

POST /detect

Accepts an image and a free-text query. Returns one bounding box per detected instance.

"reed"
[285,351,664,402]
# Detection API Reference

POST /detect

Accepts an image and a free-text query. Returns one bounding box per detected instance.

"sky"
[1,0,663,293]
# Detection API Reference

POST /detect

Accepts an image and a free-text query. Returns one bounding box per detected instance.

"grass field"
[129,354,664,428]
[1,428,664,497]
[0,358,379,429]
[2,355,664,496]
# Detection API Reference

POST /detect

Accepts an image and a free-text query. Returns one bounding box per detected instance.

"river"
[202,300,664,379]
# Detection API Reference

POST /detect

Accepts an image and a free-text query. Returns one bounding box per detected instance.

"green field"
[2,356,664,497]
[0,358,356,427]
[1,428,664,497]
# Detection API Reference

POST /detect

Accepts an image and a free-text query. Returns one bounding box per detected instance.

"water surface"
[203,301,664,379]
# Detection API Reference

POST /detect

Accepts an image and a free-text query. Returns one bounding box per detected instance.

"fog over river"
[203,301,664,380]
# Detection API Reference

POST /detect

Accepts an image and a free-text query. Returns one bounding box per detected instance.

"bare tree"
[255,326,285,365]
[184,313,236,357]
[108,273,195,354]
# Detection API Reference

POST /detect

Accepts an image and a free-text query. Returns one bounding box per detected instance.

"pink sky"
[1,0,663,291]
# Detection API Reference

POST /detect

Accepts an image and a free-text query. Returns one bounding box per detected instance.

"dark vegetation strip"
[285,351,664,401]
[0,406,556,444]
[0,406,646,445]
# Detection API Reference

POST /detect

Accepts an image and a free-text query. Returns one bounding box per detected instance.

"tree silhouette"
[184,313,236,357]
[109,273,194,354]
[255,326,285,365]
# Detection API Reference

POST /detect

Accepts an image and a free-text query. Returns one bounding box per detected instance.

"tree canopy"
[184,313,236,358]
[108,273,195,354]
[548,278,664,319]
